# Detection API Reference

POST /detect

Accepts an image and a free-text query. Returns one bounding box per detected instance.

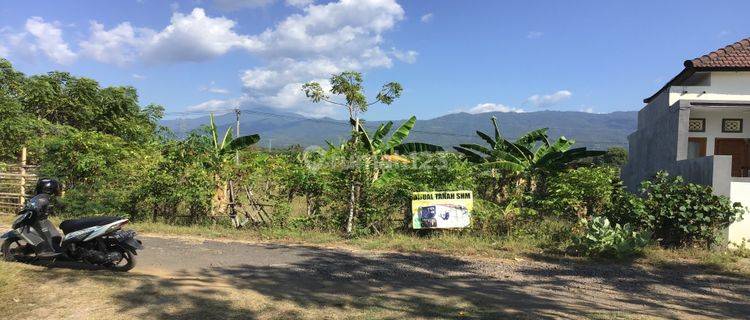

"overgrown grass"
[1,214,748,276]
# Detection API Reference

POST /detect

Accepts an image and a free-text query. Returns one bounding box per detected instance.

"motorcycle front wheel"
[1,237,33,262]
[107,250,137,272]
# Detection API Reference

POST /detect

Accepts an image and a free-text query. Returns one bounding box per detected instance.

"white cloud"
[285,0,313,8]
[526,31,543,39]
[200,81,230,94]
[79,8,262,65]
[132,73,146,80]
[24,17,76,64]
[526,90,572,107]
[79,21,152,66]
[392,48,417,64]
[238,0,407,117]
[142,8,262,63]
[420,13,433,23]
[9,0,409,118]
[580,107,594,113]
[186,98,237,112]
[213,0,276,11]
[466,103,524,114]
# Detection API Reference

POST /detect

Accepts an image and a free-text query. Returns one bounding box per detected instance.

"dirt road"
[92,235,748,319]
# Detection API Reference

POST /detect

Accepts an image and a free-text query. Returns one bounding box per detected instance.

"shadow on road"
[22,244,750,319]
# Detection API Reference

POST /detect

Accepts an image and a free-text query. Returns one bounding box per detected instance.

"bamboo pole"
[19,147,26,205]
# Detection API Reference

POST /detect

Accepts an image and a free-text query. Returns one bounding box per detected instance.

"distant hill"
[160,109,638,150]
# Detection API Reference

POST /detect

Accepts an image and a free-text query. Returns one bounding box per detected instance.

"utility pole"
[234,108,241,165]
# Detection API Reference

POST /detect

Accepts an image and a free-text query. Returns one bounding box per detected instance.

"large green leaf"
[549,136,574,153]
[500,139,533,160]
[478,160,526,172]
[385,116,416,150]
[210,113,219,149]
[372,121,393,146]
[220,128,232,150]
[516,128,549,147]
[491,116,502,142]
[223,134,260,154]
[476,131,496,148]
[458,143,492,156]
[453,146,485,163]
[392,142,444,154]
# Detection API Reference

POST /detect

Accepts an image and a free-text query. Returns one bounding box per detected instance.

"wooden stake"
[19,147,26,206]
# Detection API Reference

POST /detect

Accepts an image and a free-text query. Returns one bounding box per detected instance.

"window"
[689,118,705,132]
[722,119,743,133]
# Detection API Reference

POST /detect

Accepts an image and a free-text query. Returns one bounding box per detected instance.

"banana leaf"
[392,142,444,154]
[385,116,416,150]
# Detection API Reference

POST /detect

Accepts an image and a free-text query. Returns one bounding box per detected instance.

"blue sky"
[1,0,749,120]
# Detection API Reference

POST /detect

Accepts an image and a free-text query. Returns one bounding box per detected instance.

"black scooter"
[1,180,142,272]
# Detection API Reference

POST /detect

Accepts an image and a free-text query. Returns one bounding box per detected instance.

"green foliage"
[637,171,744,247]
[39,129,161,218]
[354,116,443,157]
[303,71,402,117]
[574,216,651,259]
[539,166,617,219]
[595,147,628,167]
[601,180,647,226]
[0,58,163,162]
[454,116,605,175]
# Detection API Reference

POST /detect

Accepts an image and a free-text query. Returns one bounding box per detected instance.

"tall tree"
[302,71,403,235]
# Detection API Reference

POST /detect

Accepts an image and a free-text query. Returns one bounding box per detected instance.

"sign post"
[412,191,473,229]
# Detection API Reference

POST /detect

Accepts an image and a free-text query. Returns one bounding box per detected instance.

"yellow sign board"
[412,191,473,229]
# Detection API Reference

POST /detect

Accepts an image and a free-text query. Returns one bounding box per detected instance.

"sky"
[1,0,750,121]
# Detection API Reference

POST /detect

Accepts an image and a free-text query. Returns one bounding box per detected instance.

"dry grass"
[0,260,486,320]
[1,214,748,277]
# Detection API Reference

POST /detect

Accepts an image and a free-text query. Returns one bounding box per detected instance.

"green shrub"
[574,216,651,259]
[538,166,617,219]
[639,171,744,247]
[602,179,646,226]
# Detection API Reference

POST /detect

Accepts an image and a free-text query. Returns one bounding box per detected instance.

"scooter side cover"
[82,219,129,242]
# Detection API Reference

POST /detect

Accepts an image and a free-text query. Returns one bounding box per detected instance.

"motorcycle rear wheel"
[107,250,136,272]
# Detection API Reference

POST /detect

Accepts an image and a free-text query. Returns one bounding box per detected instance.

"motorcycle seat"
[59,216,123,234]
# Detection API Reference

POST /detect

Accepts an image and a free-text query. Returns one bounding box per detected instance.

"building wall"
[729,181,750,246]
[622,93,684,190]
[624,71,750,189]
[668,71,750,105]
[687,108,750,156]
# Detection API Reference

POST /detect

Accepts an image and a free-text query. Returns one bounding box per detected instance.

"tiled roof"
[684,38,750,68]
[644,37,750,102]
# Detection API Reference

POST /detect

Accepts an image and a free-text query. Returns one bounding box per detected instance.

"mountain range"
[160,109,638,151]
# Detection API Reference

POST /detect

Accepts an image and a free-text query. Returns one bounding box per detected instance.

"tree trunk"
[211,175,228,217]
[346,178,356,234]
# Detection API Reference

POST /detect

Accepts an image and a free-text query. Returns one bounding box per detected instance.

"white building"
[622,38,750,246]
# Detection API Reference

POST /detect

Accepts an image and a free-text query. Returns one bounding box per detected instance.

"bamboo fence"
[0,148,38,214]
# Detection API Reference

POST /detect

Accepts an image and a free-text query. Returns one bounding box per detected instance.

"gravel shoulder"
[108,235,750,318]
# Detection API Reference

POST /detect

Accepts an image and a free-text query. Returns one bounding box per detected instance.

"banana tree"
[454,116,604,193]
[207,113,260,216]
[352,115,444,180]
